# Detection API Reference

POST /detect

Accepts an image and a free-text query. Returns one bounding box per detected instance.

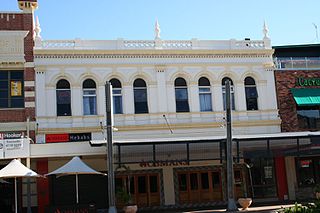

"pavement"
[181,204,295,213]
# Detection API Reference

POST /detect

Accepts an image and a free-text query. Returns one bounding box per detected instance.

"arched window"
[175,77,190,112]
[133,78,148,114]
[245,77,258,110]
[56,79,71,116]
[198,77,212,112]
[83,79,97,115]
[110,78,123,114]
[222,77,235,110]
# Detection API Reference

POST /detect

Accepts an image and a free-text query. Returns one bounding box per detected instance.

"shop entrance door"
[116,173,160,207]
[178,170,222,204]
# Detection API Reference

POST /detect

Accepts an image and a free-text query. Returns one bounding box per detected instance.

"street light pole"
[225,80,238,211]
[105,82,117,213]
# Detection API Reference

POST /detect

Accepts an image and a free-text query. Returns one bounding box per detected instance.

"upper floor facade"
[33,23,281,142]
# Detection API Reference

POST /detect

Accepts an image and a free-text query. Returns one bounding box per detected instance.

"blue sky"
[2,0,320,46]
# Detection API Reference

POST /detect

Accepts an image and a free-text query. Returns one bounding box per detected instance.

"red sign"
[46,134,69,143]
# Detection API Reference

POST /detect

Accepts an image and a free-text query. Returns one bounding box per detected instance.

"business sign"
[0,138,30,159]
[296,77,320,87]
[10,81,22,96]
[0,132,24,140]
[46,133,92,143]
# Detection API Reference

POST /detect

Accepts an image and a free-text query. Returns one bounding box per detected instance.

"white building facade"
[32,21,283,210]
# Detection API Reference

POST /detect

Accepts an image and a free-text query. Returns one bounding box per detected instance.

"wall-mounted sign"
[296,77,320,87]
[139,160,188,168]
[0,138,30,159]
[46,133,92,143]
[10,81,22,96]
[0,132,24,140]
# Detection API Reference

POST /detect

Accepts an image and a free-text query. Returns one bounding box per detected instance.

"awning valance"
[291,88,320,106]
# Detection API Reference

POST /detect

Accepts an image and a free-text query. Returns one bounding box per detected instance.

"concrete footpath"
[180,204,295,213]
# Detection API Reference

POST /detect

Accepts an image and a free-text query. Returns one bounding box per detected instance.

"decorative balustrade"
[275,57,320,70]
[41,40,75,48]
[38,39,268,50]
[235,40,265,49]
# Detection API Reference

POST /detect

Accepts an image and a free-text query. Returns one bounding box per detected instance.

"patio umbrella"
[46,156,105,204]
[0,159,41,213]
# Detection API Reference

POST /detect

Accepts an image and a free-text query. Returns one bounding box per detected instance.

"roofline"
[273,43,320,49]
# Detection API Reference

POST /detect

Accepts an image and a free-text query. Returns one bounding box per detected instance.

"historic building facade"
[30,17,286,211]
[0,0,38,212]
[274,44,320,200]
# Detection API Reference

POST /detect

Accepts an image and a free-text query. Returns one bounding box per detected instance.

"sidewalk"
[181,204,295,213]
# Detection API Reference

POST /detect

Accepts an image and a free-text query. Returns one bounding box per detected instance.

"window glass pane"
[134,79,146,87]
[0,99,8,108]
[83,79,96,88]
[0,91,8,98]
[175,78,187,86]
[179,174,187,191]
[297,108,320,129]
[0,82,8,89]
[245,87,258,98]
[200,94,212,112]
[57,90,71,104]
[199,88,210,93]
[129,177,135,194]
[201,173,209,189]
[57,104,71,116]
[245,77,256,85]
[198,77,210,86]
[0,71,8,80]
[10,71,23,80]
[138,176,146,193]
[113,89,121,95]
[212,172,220,188]
[190,173,198,190]
[83,96,97,115]
[134,89,147,102]
[175,88,188,100]
[83,90,96,95]
[57,80,70,89]
[113,96,123,114]
[11,98,24,108]
[110,79,122,88]
[149,175,158,193]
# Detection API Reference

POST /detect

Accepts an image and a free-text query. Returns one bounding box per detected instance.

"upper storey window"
[56,79,71,116]
[0,71,24,108]
[198,77,212,112]
[175,77,190,112]
[222,77,235,110]
[110,78,123,114]
[245,77,258,110]
[134,78,148,114]
[83,79,97,115]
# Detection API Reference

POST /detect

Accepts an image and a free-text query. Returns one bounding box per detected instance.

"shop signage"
[296,77,320,87]
[0,132,24,139]
[139,160,188,168]
[0,138,30,159]
[46,133,92,143]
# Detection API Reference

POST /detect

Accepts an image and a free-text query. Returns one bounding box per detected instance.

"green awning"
[291,88,320,106]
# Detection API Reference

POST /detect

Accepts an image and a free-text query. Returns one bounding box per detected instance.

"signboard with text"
[0,138,30,159]
[46,133,92,143]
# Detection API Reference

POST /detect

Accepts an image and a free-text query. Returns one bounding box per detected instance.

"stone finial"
[263,20,269,39]
[34,16,41,39]
[34,16,42,47]
[155,20,161,40]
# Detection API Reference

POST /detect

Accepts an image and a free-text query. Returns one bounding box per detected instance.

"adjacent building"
[274,44,320,200]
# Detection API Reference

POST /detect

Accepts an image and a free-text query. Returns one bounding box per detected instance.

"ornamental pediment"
[0,31,28,63]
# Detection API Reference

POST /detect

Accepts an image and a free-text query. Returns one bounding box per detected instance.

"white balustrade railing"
[38,39,268,50]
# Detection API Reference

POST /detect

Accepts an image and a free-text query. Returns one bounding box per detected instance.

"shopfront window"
[246,158,277,198]
[297,157,320,186]
[0,71,24,108]
[297,106,320,130]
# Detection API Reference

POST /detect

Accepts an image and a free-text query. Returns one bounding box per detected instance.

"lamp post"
[244,162,254,198]
[105,82,117,213]
[225,80,238,211]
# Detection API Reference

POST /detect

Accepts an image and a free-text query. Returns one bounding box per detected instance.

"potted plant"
[314,184,320,199]
[116,188,137,213]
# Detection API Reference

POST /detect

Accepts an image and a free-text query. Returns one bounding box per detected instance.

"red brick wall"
[275,70,320,132]
[0,11,35,123]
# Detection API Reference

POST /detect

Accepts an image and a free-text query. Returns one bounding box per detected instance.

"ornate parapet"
[0,30,29,64]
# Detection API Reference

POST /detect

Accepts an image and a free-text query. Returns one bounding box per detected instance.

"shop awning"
[291,88,320,106]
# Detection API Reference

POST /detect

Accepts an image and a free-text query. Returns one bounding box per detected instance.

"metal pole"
[26,117,32,213]
[15,177,18,213]
[225,80,238,211]
[106,82,117,213]
[248,167,254,198]
[76,174,79,204]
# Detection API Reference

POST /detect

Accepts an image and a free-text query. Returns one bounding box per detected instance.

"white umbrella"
[46,156,105,204]
[0,159,41,213]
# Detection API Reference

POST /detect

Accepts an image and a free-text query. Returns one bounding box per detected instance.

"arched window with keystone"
[56,79,72,116]
[245,77,258,110]
[222,77,235,110]
[110,78,123,114]
[175,77,190,112]
[133,78,149,114]
[83,79,97,115]
[198,77,212,112]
